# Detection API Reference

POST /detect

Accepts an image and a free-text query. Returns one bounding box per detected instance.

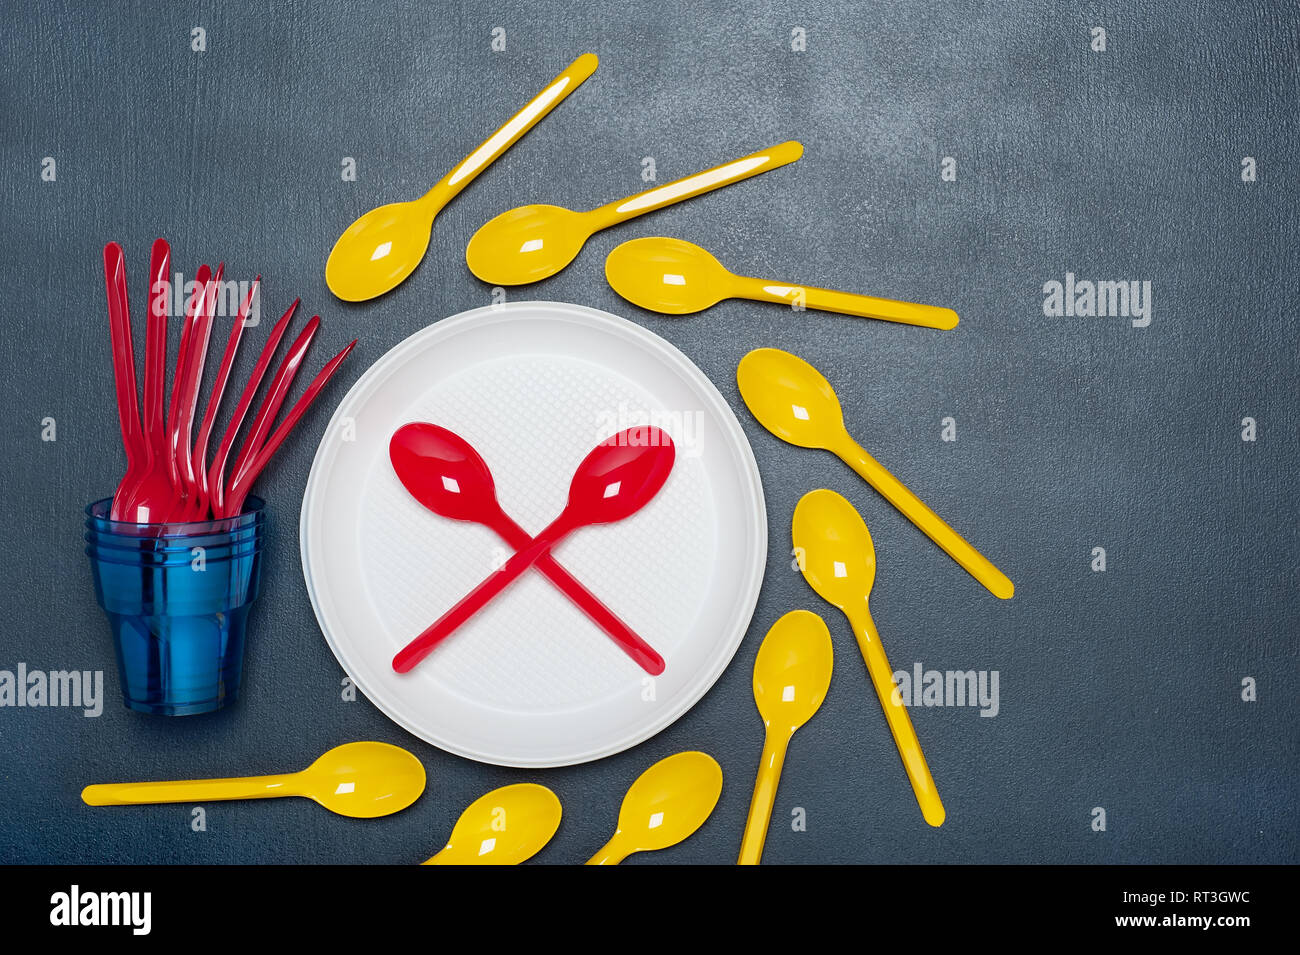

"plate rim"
[298,299,767,767]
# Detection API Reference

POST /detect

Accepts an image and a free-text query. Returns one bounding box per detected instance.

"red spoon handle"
[142,238,171,459]
[187,278,259,519]
[493,514,665,675]
[175,265,222,500]
[228,315,320,489]
[220,339,357,518]
[392,520,572,673]
[193,277,258,468]
[103,243,143,463]
[207,299,297,519]
[166,263,212,493]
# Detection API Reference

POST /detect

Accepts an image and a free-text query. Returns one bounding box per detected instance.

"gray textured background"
[1,1,1296,864]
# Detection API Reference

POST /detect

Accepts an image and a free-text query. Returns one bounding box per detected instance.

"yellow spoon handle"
[585,837,630,865]
[81,773,298,806]
[846,606,945,827]
[420,52,598,211]
[737,729,790,865]
[739,279,959,330]
[588,141,804,229]
[836,438,1014,599]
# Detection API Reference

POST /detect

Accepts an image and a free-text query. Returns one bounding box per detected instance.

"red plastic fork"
[220,339,359,519]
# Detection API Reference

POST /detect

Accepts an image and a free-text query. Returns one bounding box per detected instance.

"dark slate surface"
[0,1,1295,864]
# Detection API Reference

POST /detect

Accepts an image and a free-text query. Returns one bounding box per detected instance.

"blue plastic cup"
[85,498,267,715]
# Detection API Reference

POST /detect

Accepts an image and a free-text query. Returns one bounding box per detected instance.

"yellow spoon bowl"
[737,346,848,450]
[793,489,881,607]
[793,490,945,827]
[605,236,732,314]
[325,53,598,301]
[326,198,438,303]
[586,751,723,864]
[423,783,562,865]
[738,610,833,864]
[466,141,803,286]
[606,236,959,328]
[81,742,427,819]
[467,203,590,286]
[738,347,1014,599]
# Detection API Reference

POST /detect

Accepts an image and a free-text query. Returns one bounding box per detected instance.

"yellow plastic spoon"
[466,140,803,286]
[605,236,958,329]
[792,490,946,827]
[738,610,833,865]
[737,347,1014,599]
[80,742,426,819]
[585,751,723,864]
[422,783,561,865]
[325,53,598,301]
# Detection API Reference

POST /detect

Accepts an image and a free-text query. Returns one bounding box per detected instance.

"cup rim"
[86,497,266,535]
[85,543,264,568]
[83,530,261,553]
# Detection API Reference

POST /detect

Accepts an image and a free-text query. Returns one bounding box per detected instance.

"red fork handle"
[491,513,664,675]
[393,520,572,673]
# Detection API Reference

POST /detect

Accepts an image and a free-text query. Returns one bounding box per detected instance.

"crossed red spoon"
[392,425,675,674]
[389,423,667,675]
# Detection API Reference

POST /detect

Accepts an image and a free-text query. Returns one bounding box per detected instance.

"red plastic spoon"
[165,263,215,511]
[220,339,358,518]
[104,243,146,521]
[392,426,675,674]
[389,423,667,675]
[142,239,172,460]
[176,263,222,506]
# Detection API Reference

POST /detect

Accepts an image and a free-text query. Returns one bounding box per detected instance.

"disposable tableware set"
[82,53,1013,863]
[90,238,355,715]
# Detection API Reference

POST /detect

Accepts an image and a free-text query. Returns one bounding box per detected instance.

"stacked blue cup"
[84,498,267,715]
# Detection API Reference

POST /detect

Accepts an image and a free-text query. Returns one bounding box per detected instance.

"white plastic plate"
[300,301,766,767]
